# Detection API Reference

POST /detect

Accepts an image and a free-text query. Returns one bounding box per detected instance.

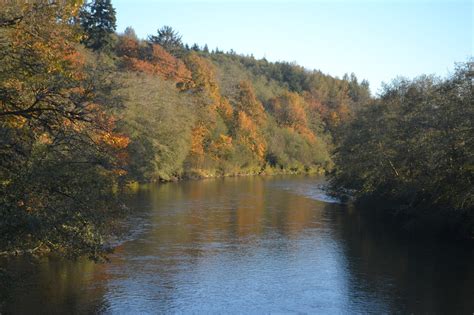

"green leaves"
[330,63,473,236]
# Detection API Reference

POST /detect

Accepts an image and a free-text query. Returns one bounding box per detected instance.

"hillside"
[111,27,371,181]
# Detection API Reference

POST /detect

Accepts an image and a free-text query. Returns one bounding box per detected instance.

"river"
[1,175,473,314]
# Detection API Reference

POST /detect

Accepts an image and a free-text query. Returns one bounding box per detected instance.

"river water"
[1,175,473,314]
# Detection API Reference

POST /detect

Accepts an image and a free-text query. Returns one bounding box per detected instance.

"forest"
[0,0,472,260]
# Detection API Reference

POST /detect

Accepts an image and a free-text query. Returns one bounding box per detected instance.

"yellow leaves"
[329,111,340,127]
[69,0,86,16]
[4,115,27,129]
[270,91,319,144]
[256,141,266,161]
[274,92,308,128]
[235,111,266,161]
[63,51,86,80]
[217,98,234,121]
[184,52,219,98]
[190,124,207,156]
[6,1,81,80]
[3,78,24,91]
[237,111,255,132]
[220,134,233,146]
[209,134,233,160]
[38,133,53,145]
[298,127,317,143]
[112,169,128,176]
[98,131,130,149]
[236,80,266,124]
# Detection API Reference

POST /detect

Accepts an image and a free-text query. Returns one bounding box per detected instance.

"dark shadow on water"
[325,203,474,314]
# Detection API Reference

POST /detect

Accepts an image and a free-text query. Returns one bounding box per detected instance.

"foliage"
[330,64,473,237]
[0,6,371,259]
[115,73,195,181]
[148,25,184,57]
[0,1,127,260]
[79,0,117,52]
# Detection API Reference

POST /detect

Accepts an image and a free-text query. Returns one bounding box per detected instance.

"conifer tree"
[80,0,117,51]
[148,25,183,56]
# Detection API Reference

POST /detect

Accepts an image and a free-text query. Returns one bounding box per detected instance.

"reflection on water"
[1,175,473,314]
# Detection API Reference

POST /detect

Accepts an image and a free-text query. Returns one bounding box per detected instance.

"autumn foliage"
[117,34,191,84]
[0,1,370,259]
[0,1,129,259]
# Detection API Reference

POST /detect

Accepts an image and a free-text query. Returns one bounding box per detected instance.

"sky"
[113,0,473,94]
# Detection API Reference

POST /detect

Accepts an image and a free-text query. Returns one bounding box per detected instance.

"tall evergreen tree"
[148,25,183,56]
[80,0,117,51]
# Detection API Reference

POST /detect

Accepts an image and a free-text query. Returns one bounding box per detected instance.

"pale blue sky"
[113,0,473,94]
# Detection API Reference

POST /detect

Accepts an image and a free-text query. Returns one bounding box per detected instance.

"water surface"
[1,175,473,314]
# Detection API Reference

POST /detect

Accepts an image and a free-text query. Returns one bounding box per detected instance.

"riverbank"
[125,165,327,187]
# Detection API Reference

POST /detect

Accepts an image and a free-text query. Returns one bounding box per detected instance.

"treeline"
[112,27,370,181]
[0,0,369,258]
[330,65,474,238]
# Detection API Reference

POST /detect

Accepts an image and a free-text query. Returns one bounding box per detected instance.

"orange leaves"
[63,50,86,80]
[98,131,130,149]
[217,98,234,122]
[190,124,207,157]
[116,36,139,58]
[87,107,130,149]
[120,43,191,84]
[235,111,266,161]
[184,52,220,101]
[38,133,53,145]
[269,92,321,143]
[218,134,233,147]
[224,81,269,163]
[235,81,266,124]
[75,102,130,170]
[150,44,192,82]
[209,134,233,160]
[270,92,308,128]
[93,122,130,173]
[303,91,327,117]
[236,111,255,132]
[122,57,157,75]
[328,111,341,127]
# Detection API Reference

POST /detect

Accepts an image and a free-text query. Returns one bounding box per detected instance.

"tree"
[0,1,128,260]
[148,25,183,56]
[270,92,308,130]
[234,81,266,124]
[116,30,139,58]
[330,64,474,237]
[123,26,138,40]
[80,0,117,51]
[115,73,195,181]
